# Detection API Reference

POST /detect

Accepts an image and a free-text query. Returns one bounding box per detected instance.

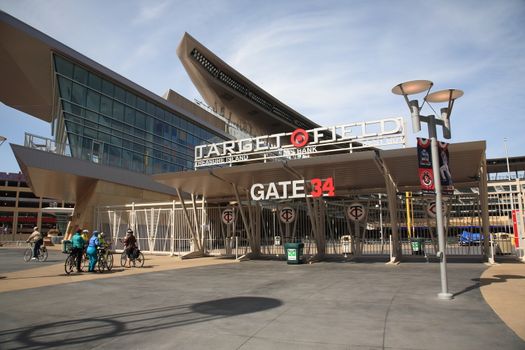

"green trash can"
[410,238,425,256]
[284,242,304,264]
[62,239,72,254]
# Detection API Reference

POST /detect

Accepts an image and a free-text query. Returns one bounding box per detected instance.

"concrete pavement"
[0,247,523,349]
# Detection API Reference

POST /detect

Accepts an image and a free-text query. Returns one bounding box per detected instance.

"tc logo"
[279,207,296,223]
[290,129,309,148]
[347,203,366,222]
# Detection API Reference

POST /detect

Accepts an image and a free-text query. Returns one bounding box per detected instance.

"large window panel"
[100,95,112,116]
[108,145,122,167]
[85,110,98,123]
[88,72,102,91]
[73,65,88,84]
[83,127,97,140]
[135,112,146,130]
[57,76,72,100]
[124,106,135,125]
[113,101,124,121]
[86,90,100,112]
[136,96,146,111]
[71,83,86,106]
[114,85,125,102]
[101,79,113,96]
[54,55,73,77]
[125,91,136,106]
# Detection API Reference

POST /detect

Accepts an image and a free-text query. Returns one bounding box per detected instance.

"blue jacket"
[88,235,100,248]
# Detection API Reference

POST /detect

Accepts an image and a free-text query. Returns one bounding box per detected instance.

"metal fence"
[95,182,524,259]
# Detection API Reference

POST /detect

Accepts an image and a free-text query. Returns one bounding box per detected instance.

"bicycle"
[120,248,144,268]
[24,242,48,262]
[64,249,83,275]
[96,246,114,272]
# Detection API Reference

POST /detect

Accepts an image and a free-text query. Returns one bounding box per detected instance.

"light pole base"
[438,292,453,300]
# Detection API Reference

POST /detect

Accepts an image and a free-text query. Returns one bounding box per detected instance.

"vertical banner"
[417,138,434,194]
[438,142,454,195]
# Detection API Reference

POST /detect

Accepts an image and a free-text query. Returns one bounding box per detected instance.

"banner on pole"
[417,138,454,195]
[438,142,454,195]
[417,138,434,194]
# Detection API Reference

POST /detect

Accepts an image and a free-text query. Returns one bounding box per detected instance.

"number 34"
[310,177,335,198]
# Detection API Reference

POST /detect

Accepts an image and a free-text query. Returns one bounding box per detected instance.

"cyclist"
[81,229,90,246]
[71,229,85,272]
[86,231,100,272]
[122,229,137,268]
[98,231,110,260]
[26,226,43,260]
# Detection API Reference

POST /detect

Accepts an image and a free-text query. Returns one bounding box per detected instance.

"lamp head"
[392,80,433,134]
[425,89,463,103]
[391,80,433,96]
[426,89,463,140]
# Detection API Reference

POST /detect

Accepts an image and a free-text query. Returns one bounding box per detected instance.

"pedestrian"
[86,230,100,272]
[71,229,85,272]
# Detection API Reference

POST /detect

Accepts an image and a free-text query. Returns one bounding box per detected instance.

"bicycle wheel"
[64,255,75,275]
[96,256,106,273]
[136,252,145,268]
[81,252,88,270]
[23,248,32,262]
[106,251,114,271]
[38,247,48,262]
[120,252,127,267]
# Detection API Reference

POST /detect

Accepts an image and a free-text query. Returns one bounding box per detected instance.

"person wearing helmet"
[71,228,85,272]
[81,229,90,248]
[121,229,137,268]
[26,226,43,260]
[86,230,100,272]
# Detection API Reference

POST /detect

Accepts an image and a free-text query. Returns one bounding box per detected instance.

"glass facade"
[52,54,226,174]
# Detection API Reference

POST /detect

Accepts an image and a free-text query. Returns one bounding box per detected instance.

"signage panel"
[195,118,406,168]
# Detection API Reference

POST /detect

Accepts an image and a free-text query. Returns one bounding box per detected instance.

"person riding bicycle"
[122,229,137,268]
[86,231,100,272]
[26,226,43,260]
[71,228,85,272]
[81,229,90,247]
[98,231,110,259]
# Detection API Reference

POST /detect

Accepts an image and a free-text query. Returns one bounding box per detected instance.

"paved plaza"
[0,247,524,350]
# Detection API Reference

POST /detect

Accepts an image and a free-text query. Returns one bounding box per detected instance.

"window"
[135,112,146,130]
[86,90,100,112]
[113,101,124,121]
[88,73,102,91]
[114,85,126,102]
[54,55,73,77]
[85,110,98,123]
[100,95,112,116]
[125,91,136,106]
[136,97,146,111]
[71,83,86,106]
[124,107,135,125]
[57,76,72,100]
[73,65,88,84]
[101,79,113,96]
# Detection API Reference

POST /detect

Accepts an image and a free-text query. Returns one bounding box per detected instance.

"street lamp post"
[503,138,514,212]
[392,80,463,300]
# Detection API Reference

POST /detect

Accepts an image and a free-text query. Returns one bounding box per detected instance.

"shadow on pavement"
[0,297,282,349]
[453,274,525,297]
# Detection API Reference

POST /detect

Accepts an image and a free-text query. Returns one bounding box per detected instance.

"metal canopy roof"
[153,141,486,201]
[11,144,180,202]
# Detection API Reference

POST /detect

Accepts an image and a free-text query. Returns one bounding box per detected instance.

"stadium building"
[1,11,524,262]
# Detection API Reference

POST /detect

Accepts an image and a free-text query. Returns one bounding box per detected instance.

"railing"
[24,133,71,157]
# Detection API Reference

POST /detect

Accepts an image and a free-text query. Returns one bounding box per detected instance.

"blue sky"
[1,0,524,173]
